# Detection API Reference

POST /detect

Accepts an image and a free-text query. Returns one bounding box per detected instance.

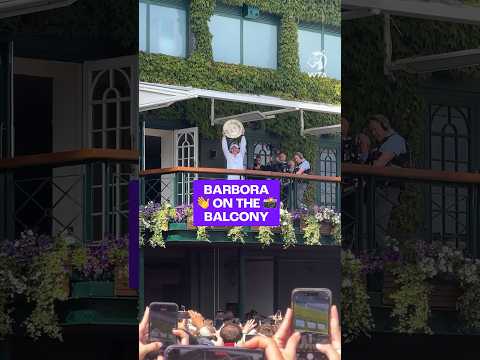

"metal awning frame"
[342,0,480,25]
[140,82,341,137]
[342,0,480,75]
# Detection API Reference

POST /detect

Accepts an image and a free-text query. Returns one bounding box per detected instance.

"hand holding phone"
[291,288,332,360]
[148,302,179,349]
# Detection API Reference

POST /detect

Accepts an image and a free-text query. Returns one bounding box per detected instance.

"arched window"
[88,62,134,242]
[318,148,337,209]
[430,105,470,247]
[253,143,272,166]
[175,128,198,205]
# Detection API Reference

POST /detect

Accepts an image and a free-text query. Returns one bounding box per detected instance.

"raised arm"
[240,135,247,156]
[222,136,230,159]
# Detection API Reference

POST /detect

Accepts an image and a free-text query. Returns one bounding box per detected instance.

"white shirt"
[222,136,246,180]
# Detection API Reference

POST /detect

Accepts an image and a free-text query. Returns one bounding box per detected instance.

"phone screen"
[292,289,330,352]
[165,346,264,360]
[149,302,178,346]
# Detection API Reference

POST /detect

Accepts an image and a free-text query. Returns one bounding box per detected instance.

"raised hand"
[188,310,205,329]
[243,318,258,334]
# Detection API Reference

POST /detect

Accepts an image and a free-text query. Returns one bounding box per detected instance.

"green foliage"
[257,226,275,247]
[0,252,25,339]
[196,226,210,241]
[303,215,321,245]
[389,264,432,334]
[140,0,341,168]
[220,0,340,27]
[24,236,70,340]
[151,204,177,248]
[280,209,297,248]
[341,250,374,342]
[227,226,247,243]
[343,16,480,235]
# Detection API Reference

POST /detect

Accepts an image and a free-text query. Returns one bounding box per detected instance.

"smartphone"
[165,345,264,360]
[148,302,179,349]
[291,288,331,358]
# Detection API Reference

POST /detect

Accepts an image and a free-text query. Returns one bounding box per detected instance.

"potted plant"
[70,238,116,298]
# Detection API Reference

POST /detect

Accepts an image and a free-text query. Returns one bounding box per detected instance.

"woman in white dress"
[222,135,246,180]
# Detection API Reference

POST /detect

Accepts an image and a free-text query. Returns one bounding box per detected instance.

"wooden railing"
[342,163,480,256]
[343,163,480,184]
[0,148,139,171]
[140,166,341,211]
[140,166,341,183]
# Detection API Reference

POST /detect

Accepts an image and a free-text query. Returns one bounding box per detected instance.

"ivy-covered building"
[138,0,342,321]
[342,1,480,357]
[0,1,138,359]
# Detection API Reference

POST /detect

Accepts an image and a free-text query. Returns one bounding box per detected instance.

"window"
[253,143,272,166]
[139,2,147,51]
[208,9,278,69]
[298,25,341,80]
[324,32,341,79]
[209,15,241,64]
[429,104,470,246]
[318,148,338,209]
[88,63,134,241]
[139,0,187,57]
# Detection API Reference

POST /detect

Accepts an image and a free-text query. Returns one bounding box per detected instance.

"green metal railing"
[139,166,341,211]
[343,163,480,257]
[0,149,138,242]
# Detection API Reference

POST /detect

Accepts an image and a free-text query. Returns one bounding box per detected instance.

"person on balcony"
[367,114,408,247]
[293,152,311,210]
[222,135,247,180]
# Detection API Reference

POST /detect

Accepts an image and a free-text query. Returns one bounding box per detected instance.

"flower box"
[71,281,114,298]
[382,272,461,309]
[114,268,137,297]
[299,217,307,232]
[320,221,333,235]
[169,222,187,231]
[187,216,196,230]
[429,281,461,309]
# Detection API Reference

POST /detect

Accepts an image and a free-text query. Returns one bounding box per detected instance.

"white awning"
[342,0,480,24]
[303,124,341,136]
[391,49,480,73]
[139,83,198,112]
[139,82,341,115]
[0,0,77,19]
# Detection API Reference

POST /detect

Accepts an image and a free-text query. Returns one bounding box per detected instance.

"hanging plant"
[257,226,275,247]
[302,207,341,245]
[196,226,209,242]
[303,215,320,245]
[280,209,296,248]
[341,250,374,342]
[389,263,432,334]
[23,234,70,340]
[227,226,247,243]
[140,202,177,248]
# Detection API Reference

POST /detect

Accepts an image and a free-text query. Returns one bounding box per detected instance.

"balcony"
[139,166,341,247]
[342,163,480,336]
[0,149,139,338]
[0,148,138,242]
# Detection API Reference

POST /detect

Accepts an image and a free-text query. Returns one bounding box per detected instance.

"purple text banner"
[193,180,280,227]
